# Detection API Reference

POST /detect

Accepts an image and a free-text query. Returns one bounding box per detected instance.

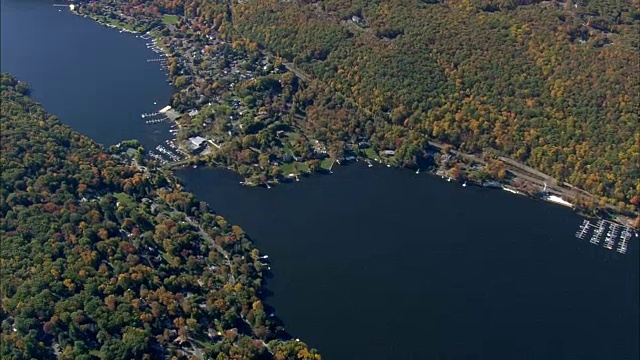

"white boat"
[542,194,574,208]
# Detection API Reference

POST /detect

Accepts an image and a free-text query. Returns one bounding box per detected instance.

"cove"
[1,0,174,149]
[176,163,639,360]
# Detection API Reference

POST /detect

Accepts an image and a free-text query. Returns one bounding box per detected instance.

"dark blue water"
[1,0,174,149]
[176,164,639,360]
[2,1,638,359]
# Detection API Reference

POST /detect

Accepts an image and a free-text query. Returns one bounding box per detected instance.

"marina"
[576,219,636,254]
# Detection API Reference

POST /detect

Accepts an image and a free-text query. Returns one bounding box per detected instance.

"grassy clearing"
[363,148,378,160]
[280,162,295,175]
[297,162,310,173]
[320,158,333,170]
[281,161,309,174]
[114,192,136,208]
[162,14,180,25]
[285,131,300,141]
[99,16,137,31]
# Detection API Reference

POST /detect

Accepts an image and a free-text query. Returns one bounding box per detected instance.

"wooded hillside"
[232,0,639,207]
[75,0,640,208]
[0,73,320,360]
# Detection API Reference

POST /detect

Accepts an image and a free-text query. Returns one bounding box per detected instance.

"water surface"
[1,0,174,148]
[177,163,639,360]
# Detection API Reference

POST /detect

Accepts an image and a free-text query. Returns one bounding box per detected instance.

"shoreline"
[68,4,639,229]
[1,73,321,359]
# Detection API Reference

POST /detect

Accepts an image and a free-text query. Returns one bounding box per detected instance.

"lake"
[2,1,638,359]
[1,0,174,149]
[176,164,639,360]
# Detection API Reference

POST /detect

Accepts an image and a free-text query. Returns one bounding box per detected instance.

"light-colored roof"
[189,136,207,147]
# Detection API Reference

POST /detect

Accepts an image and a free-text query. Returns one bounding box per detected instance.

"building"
[188,136,207,152]
[165,109,182,121]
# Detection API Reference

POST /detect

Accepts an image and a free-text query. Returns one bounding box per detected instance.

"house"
[188,109,199,117]
[381,150,396,156]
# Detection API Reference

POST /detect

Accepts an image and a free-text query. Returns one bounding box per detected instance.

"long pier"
[141,112,159,118]
[617,227,631,254]
[145,118,166,124]
[575,220,590,239]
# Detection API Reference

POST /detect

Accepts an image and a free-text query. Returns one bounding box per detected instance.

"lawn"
[320,158,334,171]
[280,162,295,175]
[285,131,300,142]
[162,14,180,25]
[363,148,378,160]
[114,192,136,208]
[281,161,310,175]
[297,162,310,173]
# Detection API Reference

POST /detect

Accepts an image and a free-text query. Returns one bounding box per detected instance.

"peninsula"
[0,73,320,359]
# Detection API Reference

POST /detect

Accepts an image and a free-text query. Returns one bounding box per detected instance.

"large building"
[188,136,207,152]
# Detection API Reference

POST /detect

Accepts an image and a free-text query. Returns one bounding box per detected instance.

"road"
[170,207,236,285]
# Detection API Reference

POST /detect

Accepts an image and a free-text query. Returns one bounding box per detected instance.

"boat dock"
[589,220,605,245]
[145,118,166,124]
[575,220,591,239]
[617,227,631,254]
[141,112,159,118]
[577,219,635,254]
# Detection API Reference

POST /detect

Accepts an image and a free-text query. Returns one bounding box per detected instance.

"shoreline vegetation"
[1,74,320,359]
[67,1,640,228]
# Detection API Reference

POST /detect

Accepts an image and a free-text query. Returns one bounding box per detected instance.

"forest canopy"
[74,0,639,210]
[231,0,639,206]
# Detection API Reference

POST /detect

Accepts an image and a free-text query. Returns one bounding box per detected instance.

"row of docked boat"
[577,219,636,254]
[155,145,182,162]
[147,151,168,165]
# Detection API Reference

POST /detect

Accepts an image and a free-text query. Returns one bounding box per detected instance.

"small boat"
[192,165,197,169]
[463,181,467,187]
